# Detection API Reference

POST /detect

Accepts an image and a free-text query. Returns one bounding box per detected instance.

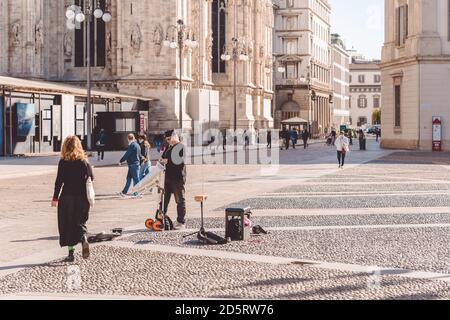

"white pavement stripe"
[250,207,450,216]
[105,241,450,283]
[263,191,450,196]
[293,181,450,186]
[256,192,450,199]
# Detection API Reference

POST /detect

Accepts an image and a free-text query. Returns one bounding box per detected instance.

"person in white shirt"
[335,131,350,169]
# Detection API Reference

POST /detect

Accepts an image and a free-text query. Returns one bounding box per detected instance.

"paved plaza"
[3,139,450,299]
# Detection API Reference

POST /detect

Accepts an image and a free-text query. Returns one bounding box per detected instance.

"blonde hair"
[61,136,86,162]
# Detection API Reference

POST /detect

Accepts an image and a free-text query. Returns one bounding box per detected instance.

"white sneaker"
[174,222,186,230]
[118,192,128,198]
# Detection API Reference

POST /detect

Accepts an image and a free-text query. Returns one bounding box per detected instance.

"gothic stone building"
[0,0,275,133]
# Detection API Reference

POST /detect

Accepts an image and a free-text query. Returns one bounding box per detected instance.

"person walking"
[281,127,289,150]
[375,127,380,142]
[118,134,141,197]
[51,136,93,263]
[331,129,337,146]
[358,129,366,150]
[290,128,299,149]
[335,131,350,169]
[159,130,187,230]
[244,130,250,149]
[267,130,272,149]
[95,128,107,162]
[139,134,151,180]
[302,129,309,149]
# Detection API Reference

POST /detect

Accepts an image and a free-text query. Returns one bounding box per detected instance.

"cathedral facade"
[0,0,275,133]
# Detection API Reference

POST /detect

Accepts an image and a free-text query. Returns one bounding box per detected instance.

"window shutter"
[403,5,408,43]
[395,7,400,46]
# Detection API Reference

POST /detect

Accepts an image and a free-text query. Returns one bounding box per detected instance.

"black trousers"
[337,151,346,167]
[97,146,105,160]
[58,195,89,247]
[163,181,186,224]
[303,140,308,149]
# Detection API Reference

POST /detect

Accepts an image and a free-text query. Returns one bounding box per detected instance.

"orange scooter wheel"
[152,220,164,232]
[145,219,154,230]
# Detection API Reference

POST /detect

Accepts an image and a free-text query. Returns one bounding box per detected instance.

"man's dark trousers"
[163,181,186,224]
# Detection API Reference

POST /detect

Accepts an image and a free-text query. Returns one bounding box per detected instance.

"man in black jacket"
[159,130,187,230]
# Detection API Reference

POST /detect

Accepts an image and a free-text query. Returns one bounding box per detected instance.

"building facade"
[331,34,350,128]
[381,0,450,151]
[349,60,381,129]
[273,0,333,137]
[0,0,275,135]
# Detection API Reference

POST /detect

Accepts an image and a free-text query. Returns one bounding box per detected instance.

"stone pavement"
[5,139,450,299]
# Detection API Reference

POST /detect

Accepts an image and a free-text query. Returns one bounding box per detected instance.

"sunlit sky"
[329,0,384,60]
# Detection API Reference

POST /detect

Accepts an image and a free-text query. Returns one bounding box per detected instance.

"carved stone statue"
[64,32,73,57]
[206,33,213,61]
[130,24,142,56]
[10,22,21,46]
[35,21,44,53]
[152,24,163,56]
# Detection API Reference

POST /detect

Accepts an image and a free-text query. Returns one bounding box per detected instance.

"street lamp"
[272,55,286,121]
[65,0,112,151]
[163,19,198,130]
[300,65,315,136]
[221,37,249,133]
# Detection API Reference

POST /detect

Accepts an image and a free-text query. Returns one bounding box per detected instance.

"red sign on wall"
[432,117,442,152]
[140,114,145,135]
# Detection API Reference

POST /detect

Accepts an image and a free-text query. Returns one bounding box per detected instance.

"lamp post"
[163,20,198,130]
[272,55,286,122]
[300,65,315,136]
[65,0,112,151]
[220,38,249,133]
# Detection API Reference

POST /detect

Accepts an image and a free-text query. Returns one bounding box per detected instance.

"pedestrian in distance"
[290,128,299,149]
[139,134,151,180]
[359,129,366,150]
[244,130,250,149]
[375,127,380,142]
[281,127,289,150]
[267,130,272,149]
[51,135,93,263]
[95,128,107,162]
[118,133,142,198]
[159,130,187,230]
[335,131,350,169]
[331,129,337,146]
[302,129,309,149]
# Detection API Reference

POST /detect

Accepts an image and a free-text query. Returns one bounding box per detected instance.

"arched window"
[212,0,226,73]
[74,0,106,68]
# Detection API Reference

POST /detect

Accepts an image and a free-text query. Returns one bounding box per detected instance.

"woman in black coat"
[52,135,94,262]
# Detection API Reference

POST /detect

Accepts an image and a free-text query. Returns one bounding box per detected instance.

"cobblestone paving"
[220,195,450,210]
[273,184,450,194]
[120,226,450,274]
[183,214,450,230]
[2,246,450,300]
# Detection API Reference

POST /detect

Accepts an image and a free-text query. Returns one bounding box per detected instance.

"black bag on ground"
[197,229,227,245]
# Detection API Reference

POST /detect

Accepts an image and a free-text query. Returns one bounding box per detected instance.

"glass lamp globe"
[66,9,76,20]
[75,12,85,23]
[221,54,226,61]
[170,42,178,49]
[225,55,231,61]
[163,39,170,47]
[184,39,192,47]
[278,67,286,73]
[102,12,112,22]
[93,8,103,19]
[66,19,76,30]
